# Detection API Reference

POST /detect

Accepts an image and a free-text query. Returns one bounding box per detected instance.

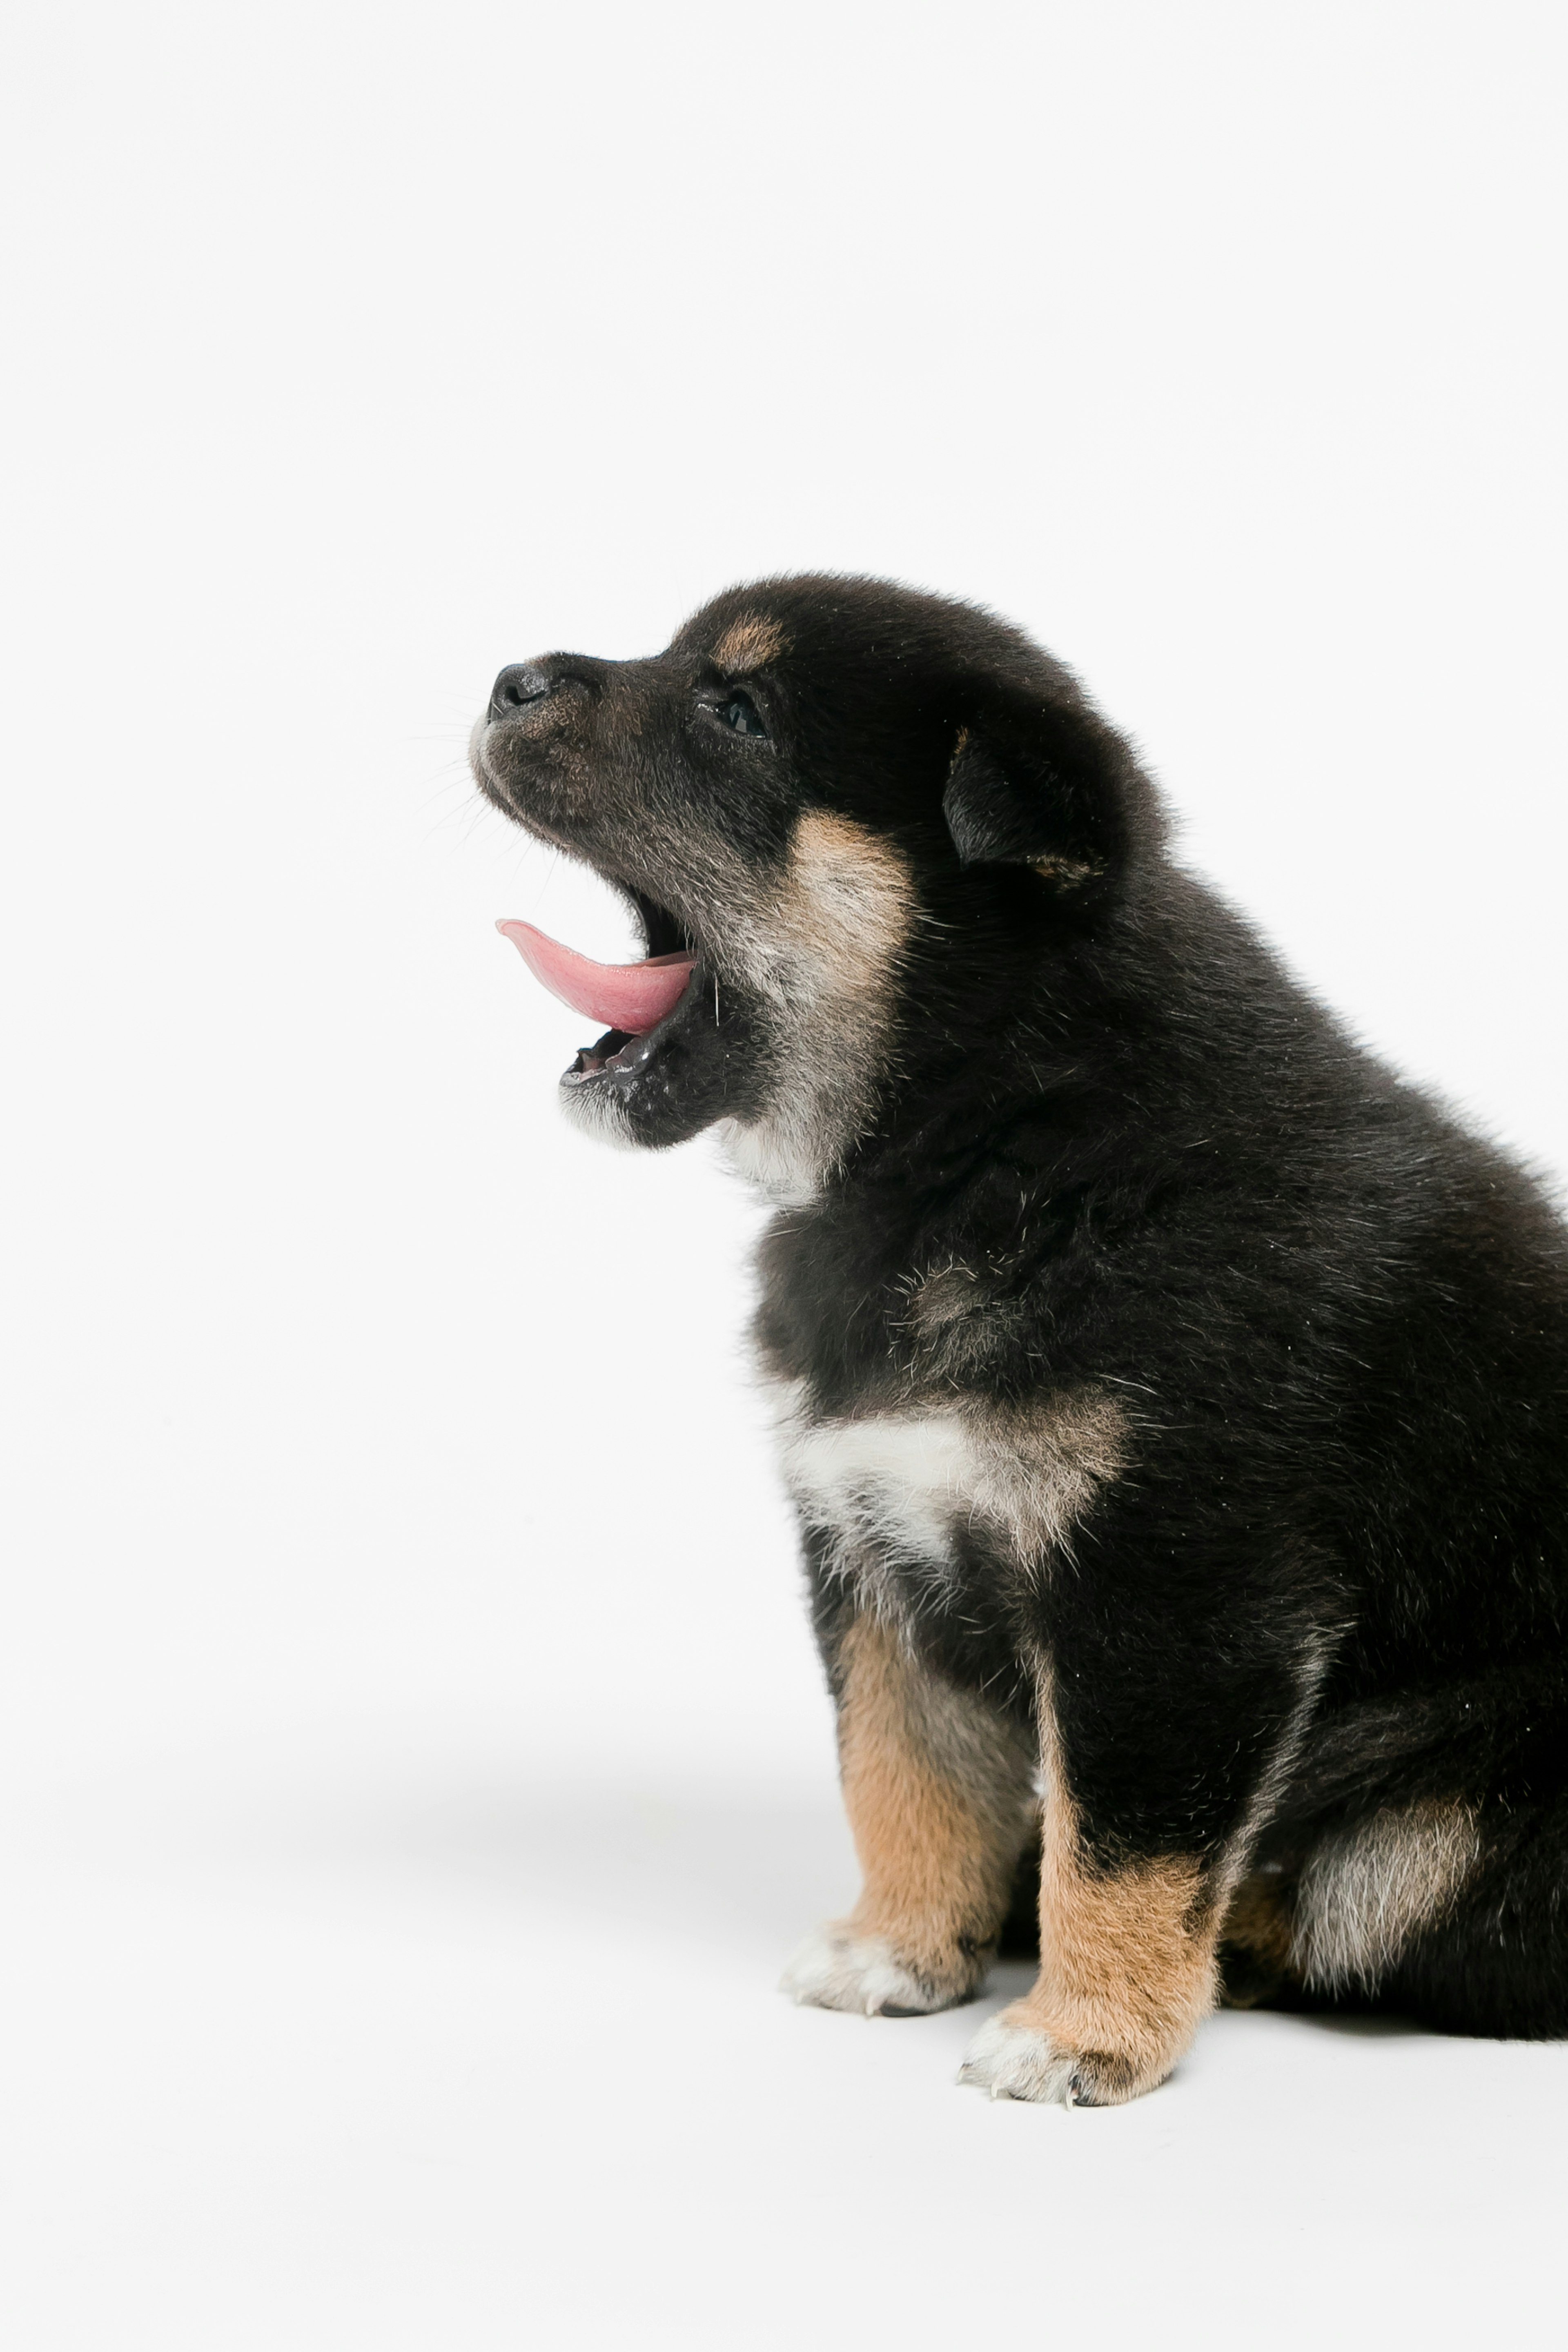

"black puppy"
[472,576,1568,2105]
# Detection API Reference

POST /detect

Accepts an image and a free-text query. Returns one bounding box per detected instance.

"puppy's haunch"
[474,575,1568,2103]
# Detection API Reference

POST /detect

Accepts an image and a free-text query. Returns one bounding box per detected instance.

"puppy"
[471,575,1568,2105]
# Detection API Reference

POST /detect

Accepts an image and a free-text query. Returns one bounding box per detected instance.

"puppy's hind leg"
[782,1615,1039,2016]
[1329,1792,1568,2037]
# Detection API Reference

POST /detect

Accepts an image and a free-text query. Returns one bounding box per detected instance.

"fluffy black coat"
[474,574,1568,2065]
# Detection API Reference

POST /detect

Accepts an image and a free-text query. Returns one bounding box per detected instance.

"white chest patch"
[773,1386,1128,1608]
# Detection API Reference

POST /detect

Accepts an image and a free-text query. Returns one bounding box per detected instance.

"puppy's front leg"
[960,1658,1303,2105]
[782,1615,1038,2015]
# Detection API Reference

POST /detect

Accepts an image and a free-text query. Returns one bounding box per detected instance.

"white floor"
[4,1712,1563,2351]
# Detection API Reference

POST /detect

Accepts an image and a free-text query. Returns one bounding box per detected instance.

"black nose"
[488,662,557,722]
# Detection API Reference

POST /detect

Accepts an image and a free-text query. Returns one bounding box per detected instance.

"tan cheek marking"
[717,809,916,1201]
[1004,1682,1218,2091]
[837,1617,1036,1989]
[773,808,913,990]
[710,615,787,670]
[717,808,913,1007]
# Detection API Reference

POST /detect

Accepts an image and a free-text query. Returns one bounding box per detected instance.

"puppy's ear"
[941,692,1156,885]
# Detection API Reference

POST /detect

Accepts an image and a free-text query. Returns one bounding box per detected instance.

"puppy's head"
[471,575,1163,1200]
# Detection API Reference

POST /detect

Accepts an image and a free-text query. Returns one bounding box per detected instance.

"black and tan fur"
[472,575,1568,2103]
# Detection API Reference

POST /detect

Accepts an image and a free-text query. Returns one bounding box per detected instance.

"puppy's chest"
[755,1227,1126,1604]
[765,1374,1129,1602]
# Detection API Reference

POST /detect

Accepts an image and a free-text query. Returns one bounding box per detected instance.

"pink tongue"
[496,919,697,1036]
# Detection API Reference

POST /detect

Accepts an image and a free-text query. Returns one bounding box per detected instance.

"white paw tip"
[779,1924,944,2017]
[958,2013,1077,2106]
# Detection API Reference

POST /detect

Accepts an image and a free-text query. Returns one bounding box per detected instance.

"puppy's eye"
[716,690,768,738]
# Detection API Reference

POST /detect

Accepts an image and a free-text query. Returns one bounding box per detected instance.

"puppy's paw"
[779,1923,967,2016]
[958,2007,1162,2106]
[958,2012,1078,2103]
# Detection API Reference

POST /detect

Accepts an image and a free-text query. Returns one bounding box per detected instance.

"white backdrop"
[4,4,1566,2346]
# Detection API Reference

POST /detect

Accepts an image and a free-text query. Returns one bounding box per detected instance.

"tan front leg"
[782,1615,1038,2015]
[960,1688,1221,2103]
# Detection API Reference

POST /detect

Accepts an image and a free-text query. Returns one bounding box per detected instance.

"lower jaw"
[563,1025,652,1084]
[556,1004,759,1150]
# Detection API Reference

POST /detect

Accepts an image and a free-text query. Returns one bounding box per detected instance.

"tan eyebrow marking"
[710,615,786,673]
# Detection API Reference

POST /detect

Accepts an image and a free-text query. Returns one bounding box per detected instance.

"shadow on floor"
[187,1757,866,1963]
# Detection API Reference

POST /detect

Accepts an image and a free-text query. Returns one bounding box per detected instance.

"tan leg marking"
[960,1684,1218,2104]
[840,1616,1037,1982]
[782,1616,1036,2015]
[1218,1869,1299,2007]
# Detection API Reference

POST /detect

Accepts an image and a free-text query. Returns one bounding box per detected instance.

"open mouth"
[497,891,701,1085]
[491,834,756,1147]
